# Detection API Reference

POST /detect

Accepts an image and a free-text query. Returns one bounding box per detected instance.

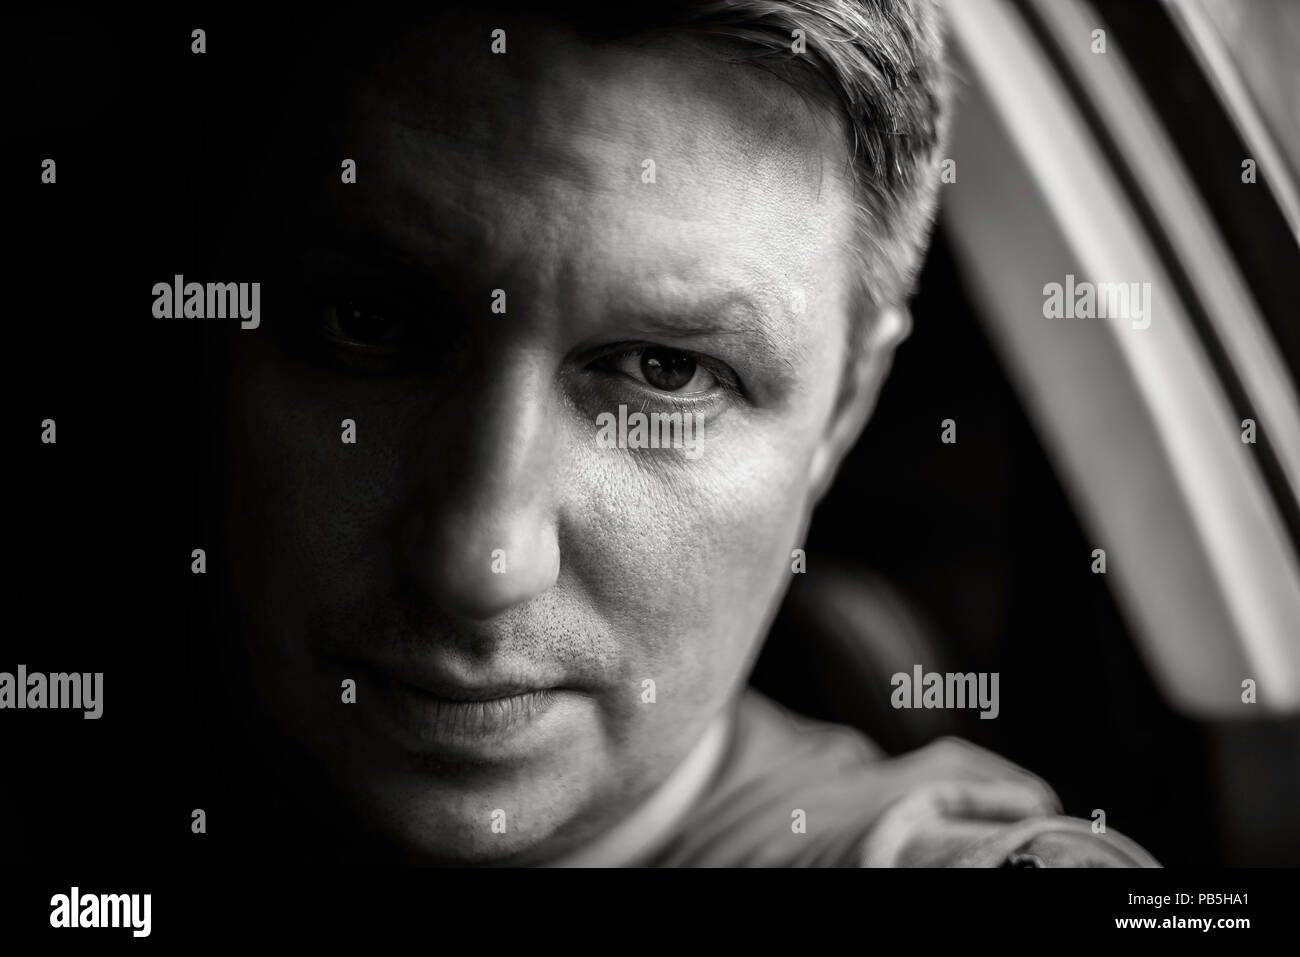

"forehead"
[353,18,843,188]
[286,16,857,338]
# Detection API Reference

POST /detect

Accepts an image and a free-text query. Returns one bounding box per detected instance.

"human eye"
[317,293,414,355]
[287,284,438,376]
[591,344,740,403]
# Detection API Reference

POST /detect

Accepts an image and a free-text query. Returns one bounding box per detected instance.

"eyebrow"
[616,297,799,379]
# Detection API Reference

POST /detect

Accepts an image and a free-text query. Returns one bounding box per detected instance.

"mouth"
[339,657,579,759]
[388,668,555,704]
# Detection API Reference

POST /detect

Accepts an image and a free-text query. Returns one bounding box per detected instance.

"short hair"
[677,1,951,327]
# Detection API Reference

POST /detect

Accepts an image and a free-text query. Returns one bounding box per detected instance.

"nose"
[401,353,562,621]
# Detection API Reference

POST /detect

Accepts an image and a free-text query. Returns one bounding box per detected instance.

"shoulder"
[647,690,1160,867]
[856,765,1161,867]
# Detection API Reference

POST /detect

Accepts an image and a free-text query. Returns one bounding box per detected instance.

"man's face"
[219,17,886,863]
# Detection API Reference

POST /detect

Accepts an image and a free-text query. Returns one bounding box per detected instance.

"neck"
[548,710,732,867]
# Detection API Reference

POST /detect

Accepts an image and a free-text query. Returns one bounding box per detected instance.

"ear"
[806,303,911,504]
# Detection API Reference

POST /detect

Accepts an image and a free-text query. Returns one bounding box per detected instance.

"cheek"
[223,348,410,625]
[565,398,833,709]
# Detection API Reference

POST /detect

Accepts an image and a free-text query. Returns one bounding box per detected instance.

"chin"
[334,767,586,866]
